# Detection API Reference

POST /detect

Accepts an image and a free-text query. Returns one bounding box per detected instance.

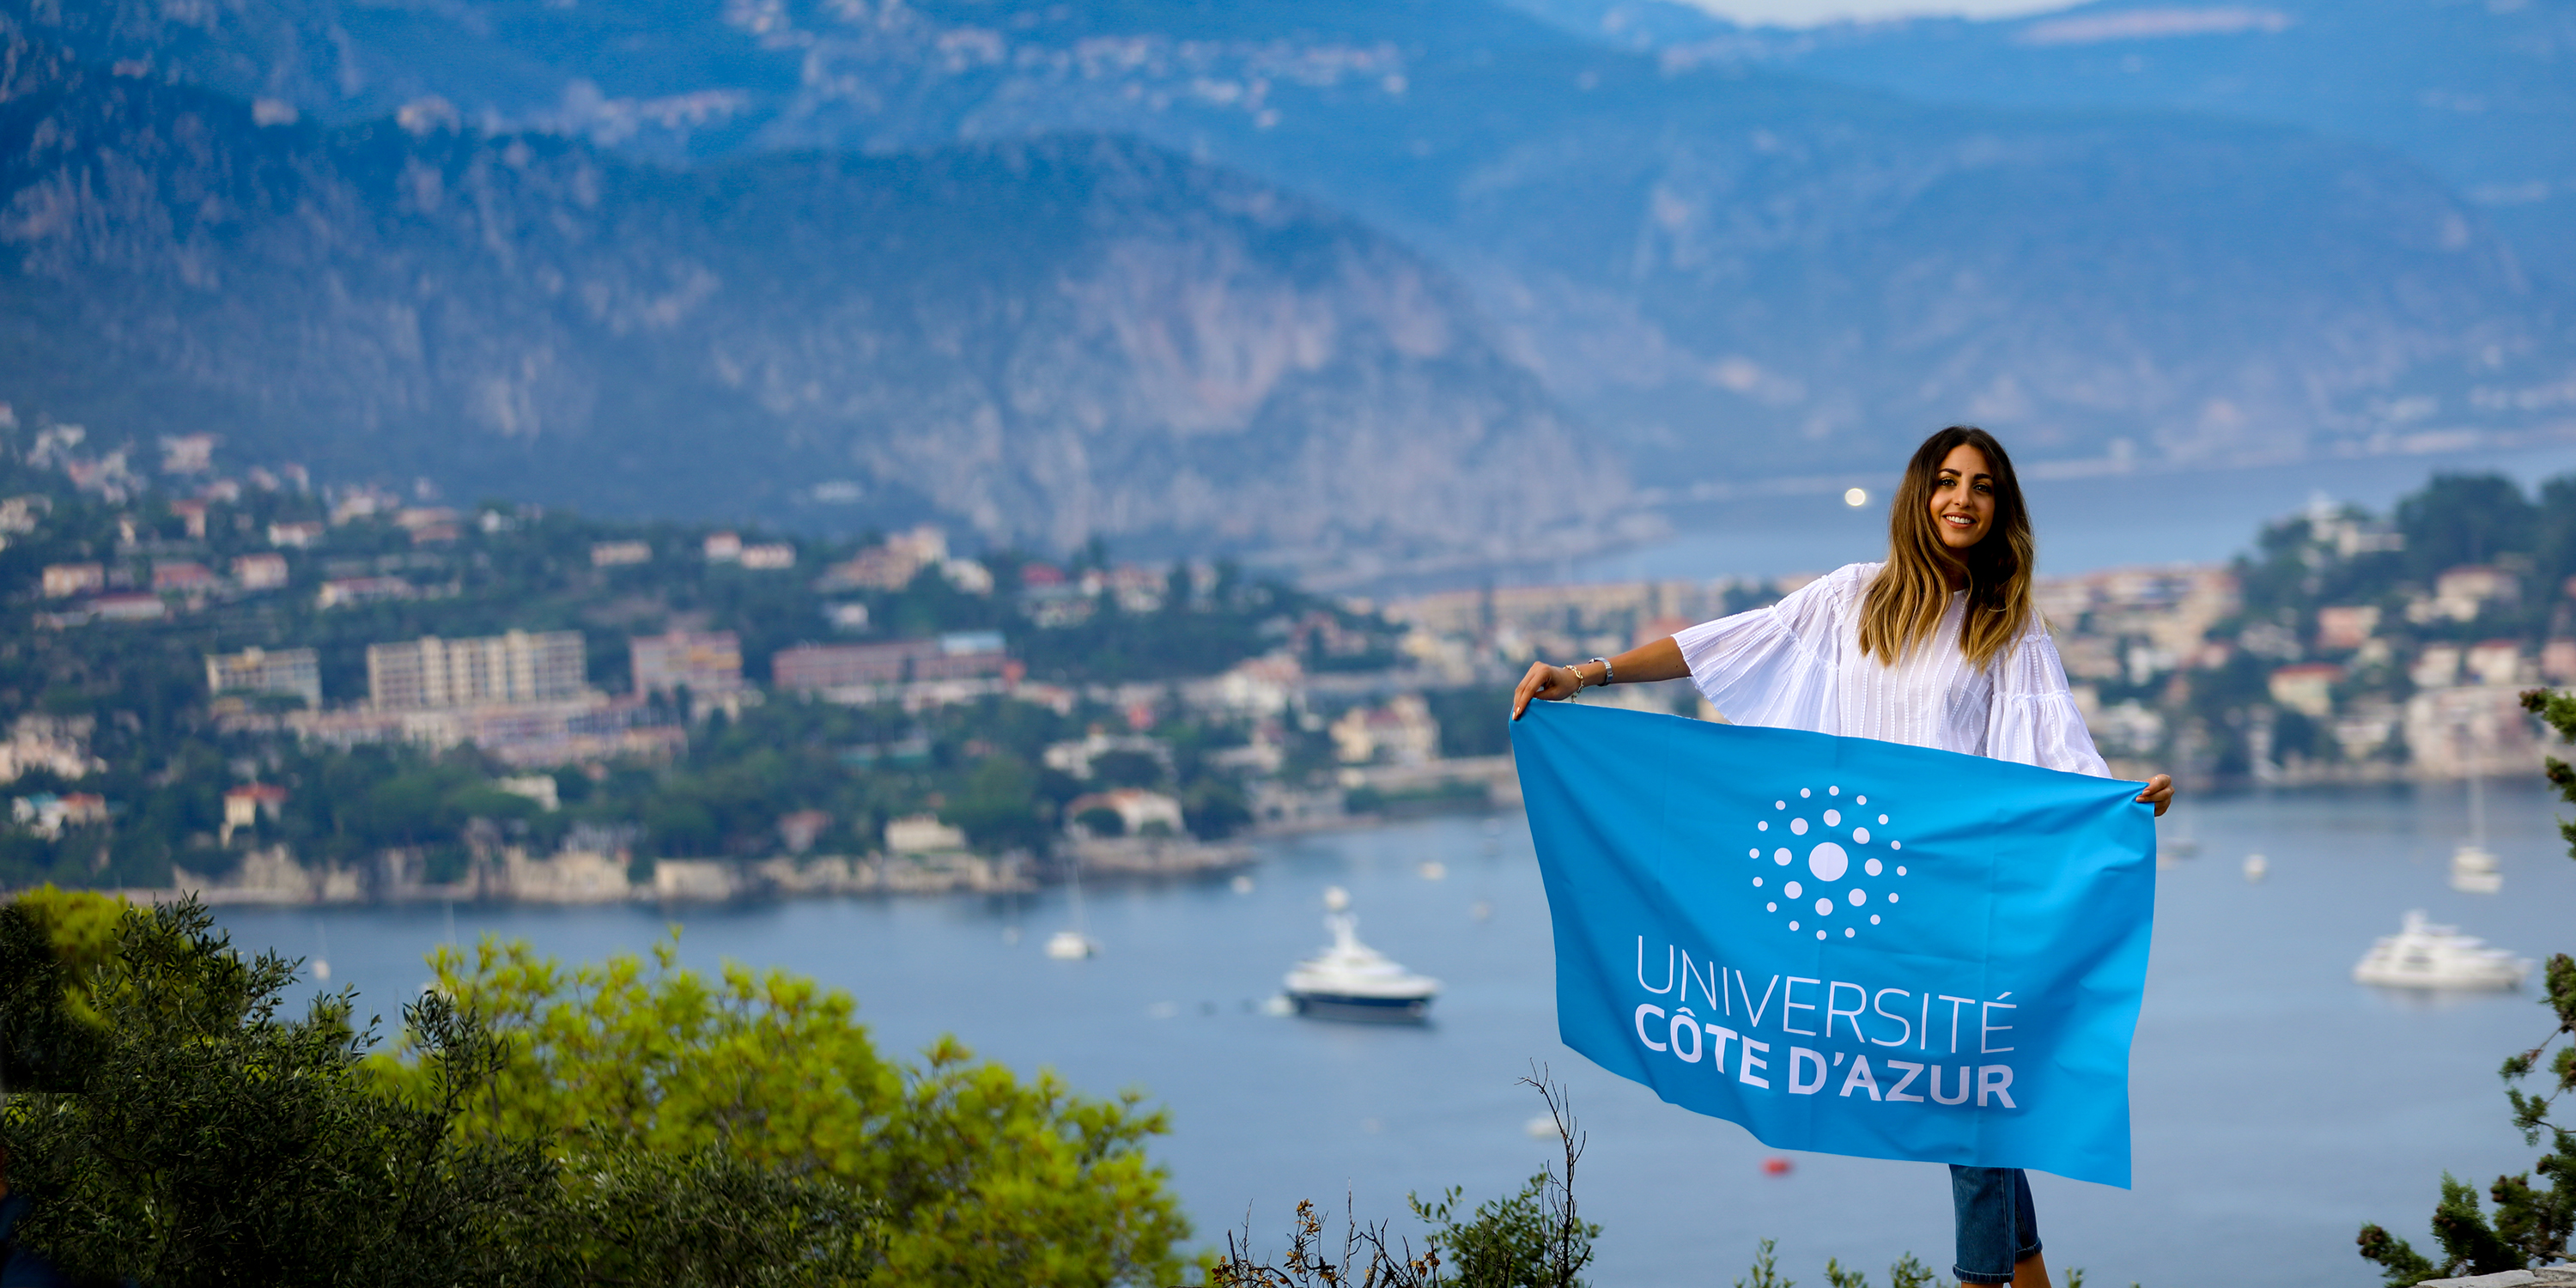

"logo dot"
[1878,814,1889,824]
[1829,786,1840,796]
[1856,795,1867,805]
[1844,927,1856,938]
[1896,866,1907,876]
[1852,826,1871,844]
[1870,914,1881,925]
[1749,848,1760,858]
[1816,930,1826,940]
[1865,858,1883,877]
[1774,848,1792,866]
[1888,892,1900,903]
[1814,897,1832,916]
[1848,888,1867,906]
[1823,809,1841,826]
[1783,880,1803,899]
[1767,902,1778,913]
[1789,920,1800,931]
[1806,842,1849,882]
[1889,841,1902,851]
[1800,788,1812,798]
[1789,817,1807,835]
[1753,877,1764,887]
[1759,821,1769,831]
[1775,800,1786,810]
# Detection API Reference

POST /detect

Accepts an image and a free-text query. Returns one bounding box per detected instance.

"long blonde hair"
[1856,426,2036,669]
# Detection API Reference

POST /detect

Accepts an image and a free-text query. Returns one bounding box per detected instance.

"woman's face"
[1927,443,1996,553]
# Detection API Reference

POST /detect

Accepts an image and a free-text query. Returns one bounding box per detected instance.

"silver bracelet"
[1590,656,1611,688]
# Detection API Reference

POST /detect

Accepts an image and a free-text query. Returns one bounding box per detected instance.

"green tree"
[375,933,1194,1286]
[0,896,566,1285]
[2358,688,2576,1282]
[2397,473,2538,581]
[0,895,880,1288]
[941,754,1054,854]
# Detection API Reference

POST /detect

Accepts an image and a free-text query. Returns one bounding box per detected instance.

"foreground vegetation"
[0,890,2063,1287]
[0,890,1187,1285]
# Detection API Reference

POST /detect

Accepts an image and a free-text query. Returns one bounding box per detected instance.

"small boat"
[2352,910,2530,990]
[1283,912,1439,1021]
[2158,813,2200,862]
[1047,855,1097,958]
[2450,773,2503,894]
[2450,846,2502,895]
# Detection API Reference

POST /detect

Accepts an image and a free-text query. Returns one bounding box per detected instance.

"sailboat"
[2157,811,2199,866]
[1046,854,1099,959]
[2450,772,2502,894]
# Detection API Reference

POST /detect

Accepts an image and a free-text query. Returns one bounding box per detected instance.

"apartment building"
[629,629,744,696]
[772,633,1005,693]
[368,630,587,709]
[205,647,325,708]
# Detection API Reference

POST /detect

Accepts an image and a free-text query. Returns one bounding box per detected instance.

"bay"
[219,781,2572,1286]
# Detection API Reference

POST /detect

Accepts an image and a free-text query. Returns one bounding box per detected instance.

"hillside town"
[0,426,2567,907]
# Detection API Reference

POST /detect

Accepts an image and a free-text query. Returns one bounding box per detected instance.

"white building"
[207,647,324,708]
[368,631,588,709]
[885,814,969,854]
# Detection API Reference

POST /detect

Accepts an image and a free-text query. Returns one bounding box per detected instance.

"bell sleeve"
[1984,625,2113,777]
[1668,563,1865,732]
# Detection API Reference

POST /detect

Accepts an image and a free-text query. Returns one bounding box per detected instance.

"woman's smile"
[1928,442,1996,552]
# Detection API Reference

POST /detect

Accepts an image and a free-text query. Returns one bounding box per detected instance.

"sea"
[220,780,2574,1288]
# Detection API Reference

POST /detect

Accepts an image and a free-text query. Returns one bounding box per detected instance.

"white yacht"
[2353,910,2530,990]
[1283,913,1440,1021]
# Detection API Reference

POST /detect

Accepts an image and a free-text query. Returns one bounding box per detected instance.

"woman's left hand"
[2136,774,2173,817]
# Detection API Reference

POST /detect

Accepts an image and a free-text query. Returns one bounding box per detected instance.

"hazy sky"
[1681,0,2081,26]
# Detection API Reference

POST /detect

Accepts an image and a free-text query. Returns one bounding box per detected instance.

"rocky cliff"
[0,36,1622,558]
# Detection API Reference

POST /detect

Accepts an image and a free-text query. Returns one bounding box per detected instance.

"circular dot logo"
[1744,783,1908,940]
[1807,842,1847,882]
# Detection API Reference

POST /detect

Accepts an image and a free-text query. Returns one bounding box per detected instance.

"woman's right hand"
[1511,660,1583,720]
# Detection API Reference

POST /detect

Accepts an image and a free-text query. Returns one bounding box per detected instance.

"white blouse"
[1670,562,2110,777]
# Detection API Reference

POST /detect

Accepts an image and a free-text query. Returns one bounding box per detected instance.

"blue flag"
[1511,702,2156,1188]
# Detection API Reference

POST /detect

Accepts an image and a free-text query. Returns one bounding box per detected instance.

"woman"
[1510,425,2172,1288]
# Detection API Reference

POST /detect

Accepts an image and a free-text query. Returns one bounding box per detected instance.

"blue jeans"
[1949,1165,2040,1285]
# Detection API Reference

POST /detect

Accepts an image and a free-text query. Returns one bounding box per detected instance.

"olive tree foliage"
[2356,690,2576,1284]
[0,893,878,1288]
[369,933,1194,1287]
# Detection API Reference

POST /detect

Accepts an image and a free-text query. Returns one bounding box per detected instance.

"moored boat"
[2449,845,2502,895]
[1283,913,1439,1021]
[2352,910,2529,990]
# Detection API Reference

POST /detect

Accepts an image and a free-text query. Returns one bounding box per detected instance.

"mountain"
[6,0,2570,513]
[0,34,1622,563]
[1507,0,2576,285]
